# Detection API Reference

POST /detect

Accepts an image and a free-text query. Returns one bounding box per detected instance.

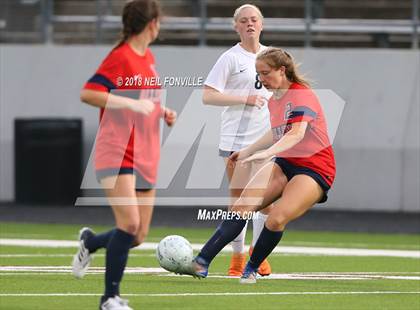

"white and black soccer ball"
[156,235,193,273]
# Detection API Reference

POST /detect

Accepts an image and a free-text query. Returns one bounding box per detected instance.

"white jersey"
[204,43,272,152]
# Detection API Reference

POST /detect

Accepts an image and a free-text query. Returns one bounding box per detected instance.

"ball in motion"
[156,235,193,273]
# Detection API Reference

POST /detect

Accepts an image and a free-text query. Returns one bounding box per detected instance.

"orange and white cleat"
[249,247,271,276]
[228,252,246,276]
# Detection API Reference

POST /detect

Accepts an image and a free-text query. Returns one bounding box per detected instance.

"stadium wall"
[0,45,419,212]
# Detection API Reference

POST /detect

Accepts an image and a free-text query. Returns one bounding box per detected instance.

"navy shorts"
[273,157,330,203]
[96,167,154,192]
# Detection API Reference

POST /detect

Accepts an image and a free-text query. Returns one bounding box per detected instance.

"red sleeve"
[286,89,319,124]
[83,50,125,93]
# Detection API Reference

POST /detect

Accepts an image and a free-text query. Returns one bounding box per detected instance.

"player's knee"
[232,197,260,219]
[266,214,288,231]
[231,200,249,217]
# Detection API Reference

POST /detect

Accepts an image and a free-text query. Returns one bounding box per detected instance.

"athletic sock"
[231,221,248,253]
[251,212,268,247]
[104,229,135,298]
[85,229,116,253]
[198,218,247,264]
[249,225,283,270]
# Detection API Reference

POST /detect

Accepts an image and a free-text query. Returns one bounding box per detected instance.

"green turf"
[0,222,419,309]
[1,273,419,309]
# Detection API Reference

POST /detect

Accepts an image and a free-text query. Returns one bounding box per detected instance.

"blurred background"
[0,0,419,232]
[1,0,418,47]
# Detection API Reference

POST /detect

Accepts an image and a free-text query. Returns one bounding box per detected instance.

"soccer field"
[0,222,419,310]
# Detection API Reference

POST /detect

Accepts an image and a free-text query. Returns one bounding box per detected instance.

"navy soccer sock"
[198,218,247,264]
[104,229,135,298]
[249,225,283,270]
[85,229,116,253]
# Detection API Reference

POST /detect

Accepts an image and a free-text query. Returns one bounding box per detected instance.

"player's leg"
[71,172,132,279]
[224,157,250,276]
[132,189,156,247]
[241,174,323,283]
[189,161,287,277]
[100,174,139,305]
[249,160,273,276]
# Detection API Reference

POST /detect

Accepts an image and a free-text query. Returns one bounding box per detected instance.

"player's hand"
[241,150,270,164]
[163,108,177,127]
[245,95,267,109]
[229,148,251,162]
[128,99,155,115]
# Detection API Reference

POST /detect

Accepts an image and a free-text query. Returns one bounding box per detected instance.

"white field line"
[0,254,156,258]
[276,241,420,251]
[0,253,330,258]
[0,266,165,274]
[1,266,419,281]
[0,253,331,259]
[1,238,419,258]
[144,238,420,250]
[0,291,419,297]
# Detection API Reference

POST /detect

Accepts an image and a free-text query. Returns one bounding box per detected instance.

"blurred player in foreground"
[72,1,176,309]
[202,3,272,277]
[184,47,336,283]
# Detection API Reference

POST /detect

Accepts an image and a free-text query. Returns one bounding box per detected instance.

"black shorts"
[96,167,154,192]
[273,157,330,203]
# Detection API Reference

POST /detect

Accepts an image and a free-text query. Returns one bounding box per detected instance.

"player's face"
[234,8,263,41]
[256,60,285,90]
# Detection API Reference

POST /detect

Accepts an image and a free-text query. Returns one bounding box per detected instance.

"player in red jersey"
[181,47,336,284]
[71,1,176,309]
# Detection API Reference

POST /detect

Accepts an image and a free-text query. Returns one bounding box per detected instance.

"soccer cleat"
[239,262,258,284]
[72,227,95,279]
[178,256,209,278]
[249,246,271,276]
[227,252,246,276]
[100,296,133,310]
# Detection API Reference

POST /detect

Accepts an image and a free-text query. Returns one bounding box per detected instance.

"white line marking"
[1,239,419,258]
[0,253,312,258]
[0,291,419,297]
[204,274,420,281]
[280,241,420,250]
[0,254,156,258]
[1,266,419,281]
[0,266,165,273]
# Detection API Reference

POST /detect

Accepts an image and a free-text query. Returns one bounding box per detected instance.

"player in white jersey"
[202,4,272,276]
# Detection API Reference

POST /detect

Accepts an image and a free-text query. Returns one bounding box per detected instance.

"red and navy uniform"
[84,43,162,186]
[269,82,336,190]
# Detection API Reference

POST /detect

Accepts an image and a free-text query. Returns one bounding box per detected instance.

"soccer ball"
[156,235,193,273]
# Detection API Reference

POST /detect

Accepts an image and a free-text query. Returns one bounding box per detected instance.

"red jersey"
[84,43,162,184]
[268,83,336,186]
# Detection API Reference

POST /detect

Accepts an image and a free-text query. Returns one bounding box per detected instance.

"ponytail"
[113,0,161,49]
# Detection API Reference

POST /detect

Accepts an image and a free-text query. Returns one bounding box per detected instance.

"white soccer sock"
[231,221,248,253]
[252,212,268,247]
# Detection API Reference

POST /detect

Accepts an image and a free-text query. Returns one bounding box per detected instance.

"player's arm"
[247,129,274,154]
[229,130,273,161]
[202,85,265,108]
[80,89,155,115]
[241,122,308,163]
